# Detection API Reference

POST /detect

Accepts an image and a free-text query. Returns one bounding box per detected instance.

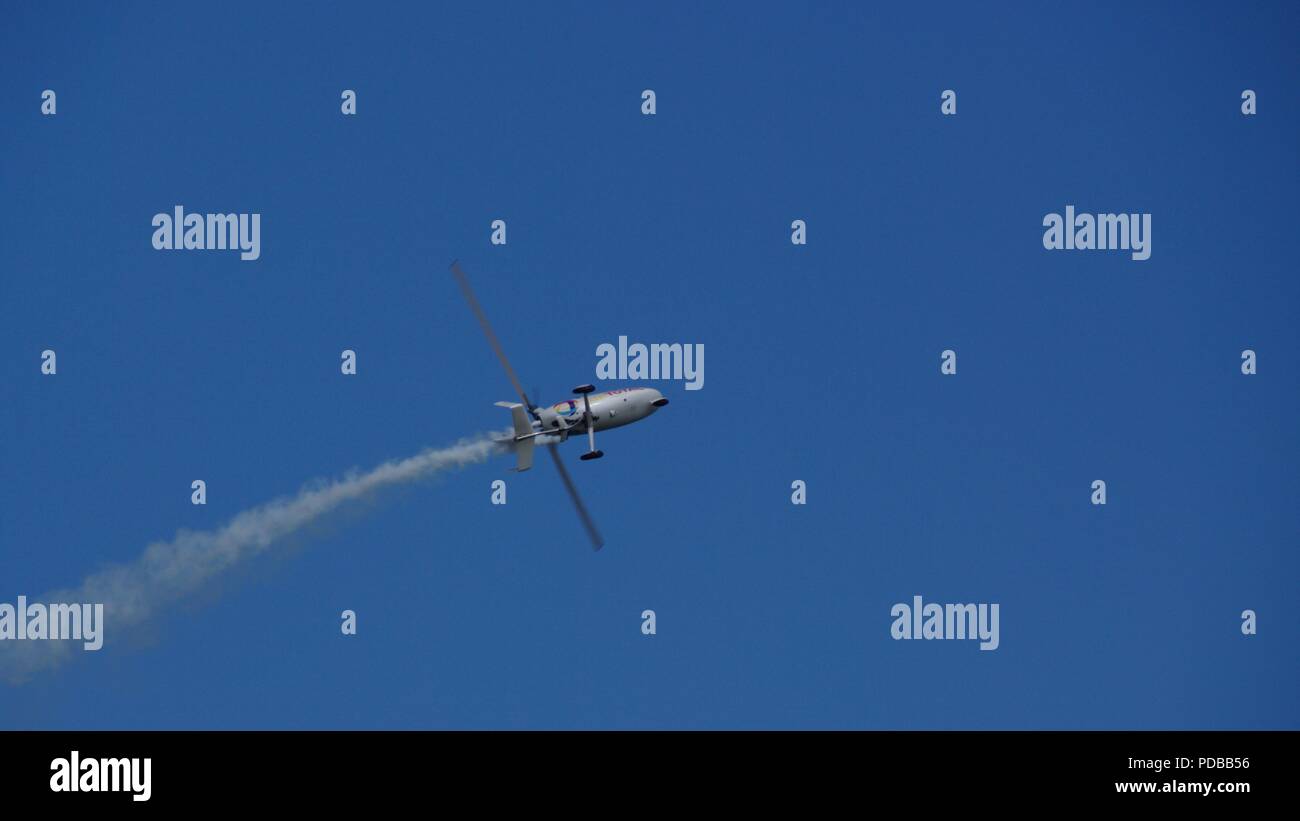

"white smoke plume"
[0,431,510,683]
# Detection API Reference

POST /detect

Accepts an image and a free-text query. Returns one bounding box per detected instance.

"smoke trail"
[0,430,511,683]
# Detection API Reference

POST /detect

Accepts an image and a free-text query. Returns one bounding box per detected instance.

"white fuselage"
[537,387,666,435]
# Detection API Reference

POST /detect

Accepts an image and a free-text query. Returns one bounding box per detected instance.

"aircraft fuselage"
[538,387,667,434]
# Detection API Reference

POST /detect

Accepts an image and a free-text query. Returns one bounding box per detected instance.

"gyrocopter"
[450,261,669,550]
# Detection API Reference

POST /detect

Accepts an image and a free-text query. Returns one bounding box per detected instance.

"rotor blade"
[547,443,604,550]
[449,261,531,408]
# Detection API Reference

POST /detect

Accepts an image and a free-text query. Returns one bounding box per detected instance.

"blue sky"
[1,1,1296,728]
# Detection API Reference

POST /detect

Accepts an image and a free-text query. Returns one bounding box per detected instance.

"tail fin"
[495,401,536,472]
[514,437,535,472]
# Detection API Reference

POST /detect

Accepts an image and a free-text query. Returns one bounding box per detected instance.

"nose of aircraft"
[648,389,669,409]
